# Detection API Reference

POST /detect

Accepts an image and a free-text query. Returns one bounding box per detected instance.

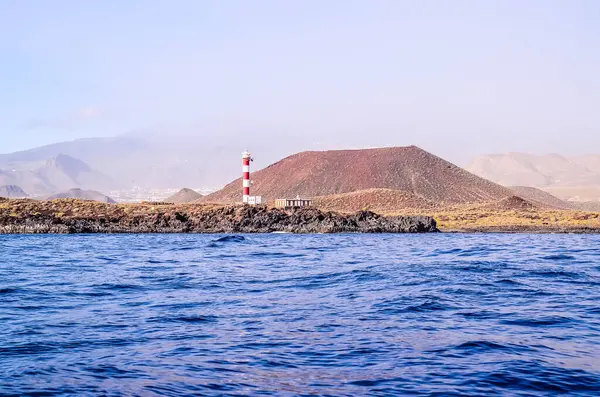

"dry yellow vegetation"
[312,190,600,232]
[363,207,600,233]
[431,209,600,232]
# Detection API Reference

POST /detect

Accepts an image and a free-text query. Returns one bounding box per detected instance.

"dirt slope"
[313,188,437,213]
[203,146,512,205]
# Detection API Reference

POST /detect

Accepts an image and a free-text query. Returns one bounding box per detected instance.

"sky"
[1,0,599,164]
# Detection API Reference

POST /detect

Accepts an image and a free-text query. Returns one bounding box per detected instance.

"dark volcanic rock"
[0,200,438,234]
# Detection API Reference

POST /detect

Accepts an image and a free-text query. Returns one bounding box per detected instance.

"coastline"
[0,199,437,234]
[3,198,600,234]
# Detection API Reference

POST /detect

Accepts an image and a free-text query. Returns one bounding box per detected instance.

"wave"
[542,254,577,260]
[206,235,247,247]
[213,235,245,243]
[501,316,575,327]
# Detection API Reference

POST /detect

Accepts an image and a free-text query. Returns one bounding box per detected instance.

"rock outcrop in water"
[0,199,438,234]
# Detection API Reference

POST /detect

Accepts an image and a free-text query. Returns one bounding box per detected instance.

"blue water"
[1,234,600,396]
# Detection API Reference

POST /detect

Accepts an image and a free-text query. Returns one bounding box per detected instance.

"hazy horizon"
[4,131,600,165]
[2,1,599,163]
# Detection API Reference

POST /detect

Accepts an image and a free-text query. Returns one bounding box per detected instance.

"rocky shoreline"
[0,199,438,234]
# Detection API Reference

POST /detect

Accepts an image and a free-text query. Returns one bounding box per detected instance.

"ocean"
[1,234,599,396]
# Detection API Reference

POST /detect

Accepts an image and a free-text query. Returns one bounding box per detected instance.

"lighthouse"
[241,150,262,205]
[242,150,251,203]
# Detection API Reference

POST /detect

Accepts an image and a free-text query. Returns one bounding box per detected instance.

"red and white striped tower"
[242,150,251,203]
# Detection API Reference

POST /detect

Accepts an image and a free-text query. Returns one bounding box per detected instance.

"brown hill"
[165,188,202,204]
[203,146,512,205]
[509,186,572,210]
[313,188,436,213]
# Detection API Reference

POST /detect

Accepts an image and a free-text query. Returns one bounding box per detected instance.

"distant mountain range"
[0,134,304,194]
[0,185,28,198]
[466,153,600,201]
[0,154,115,196]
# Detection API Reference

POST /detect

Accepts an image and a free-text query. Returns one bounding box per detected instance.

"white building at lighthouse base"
[246,196,262,205]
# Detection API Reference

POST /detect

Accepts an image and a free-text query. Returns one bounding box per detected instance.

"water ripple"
[1,233,600,396]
